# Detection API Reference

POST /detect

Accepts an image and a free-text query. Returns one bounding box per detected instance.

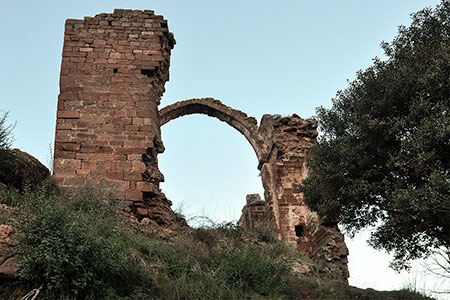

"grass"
[0,181,436,300]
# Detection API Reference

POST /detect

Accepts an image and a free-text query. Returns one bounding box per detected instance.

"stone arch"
[159,98,264,160]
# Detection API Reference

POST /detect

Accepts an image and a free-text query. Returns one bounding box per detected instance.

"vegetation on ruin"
[0,182,434,300]
[301,1,450,271]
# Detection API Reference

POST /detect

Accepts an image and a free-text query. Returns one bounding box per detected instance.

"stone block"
[107,170,123,181]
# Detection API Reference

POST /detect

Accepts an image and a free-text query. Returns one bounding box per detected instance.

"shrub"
[14,183,152,300]
[214,245,290,296]
[0,111,14,151]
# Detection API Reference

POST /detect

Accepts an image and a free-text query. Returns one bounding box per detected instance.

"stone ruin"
[53,9,349,281]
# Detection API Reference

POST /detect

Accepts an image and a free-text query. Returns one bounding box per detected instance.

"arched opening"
[159,114,264,226]
[160,98,265,161]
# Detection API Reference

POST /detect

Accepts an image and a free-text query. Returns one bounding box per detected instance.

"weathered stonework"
[238,194,266,229]
[53,10,349,281]
[53,9,177,225]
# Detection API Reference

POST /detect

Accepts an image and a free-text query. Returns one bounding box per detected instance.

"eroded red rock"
[0,224,18,277]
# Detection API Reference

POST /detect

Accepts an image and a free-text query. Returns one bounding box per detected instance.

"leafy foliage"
[301,1,450,270]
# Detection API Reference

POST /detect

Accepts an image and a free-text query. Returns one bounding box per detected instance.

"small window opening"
[160,22,168,28]
[141,69,155,78]
[113,68,118,73]
[295,224,304,237]
[108,20,112,26]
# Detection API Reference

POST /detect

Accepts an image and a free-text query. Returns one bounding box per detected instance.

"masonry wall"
[53,9,176,224]
[255,114,349,281]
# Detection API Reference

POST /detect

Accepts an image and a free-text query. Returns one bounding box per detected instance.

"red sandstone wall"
[53,9,175,222]
[256,114,349,280]
[256,115,318,242]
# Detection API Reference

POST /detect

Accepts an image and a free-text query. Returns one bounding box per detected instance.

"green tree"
[300,1,449,270]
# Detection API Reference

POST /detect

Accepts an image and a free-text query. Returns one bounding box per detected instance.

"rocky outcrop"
[0,204,18,278]
[0,149,50,190]
[0,224,18,278]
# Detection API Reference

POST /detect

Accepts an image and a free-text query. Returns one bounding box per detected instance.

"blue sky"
[1,0,445,296]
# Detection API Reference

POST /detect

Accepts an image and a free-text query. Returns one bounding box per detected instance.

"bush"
[214,245,289,295]
[13,183,152,300]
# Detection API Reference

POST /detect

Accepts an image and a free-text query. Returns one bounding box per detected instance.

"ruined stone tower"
[53,9,176,223]
[53,9,349,281]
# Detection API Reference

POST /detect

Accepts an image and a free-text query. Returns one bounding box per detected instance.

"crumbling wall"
[53,9,177,226]
[238,194,266,228]
[261,114,319,245]
[250,114,349,281]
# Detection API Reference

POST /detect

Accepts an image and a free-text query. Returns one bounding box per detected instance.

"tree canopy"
[300,1,449,270]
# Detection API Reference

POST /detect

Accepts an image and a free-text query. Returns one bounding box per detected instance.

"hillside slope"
[0,183,434,300]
